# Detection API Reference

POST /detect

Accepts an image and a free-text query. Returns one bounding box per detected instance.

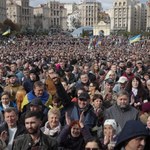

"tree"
[3,19,20,31]
[71,17,81,29]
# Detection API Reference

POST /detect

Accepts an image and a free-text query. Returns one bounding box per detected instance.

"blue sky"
[30,0,147,10]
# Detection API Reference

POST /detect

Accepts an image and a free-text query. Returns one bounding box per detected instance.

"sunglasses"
[85,148,99,150]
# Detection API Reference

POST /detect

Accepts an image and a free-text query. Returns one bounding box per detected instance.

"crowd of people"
[0,33,149,150]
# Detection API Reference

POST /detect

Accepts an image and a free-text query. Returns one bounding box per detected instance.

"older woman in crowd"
[41,108,61,138]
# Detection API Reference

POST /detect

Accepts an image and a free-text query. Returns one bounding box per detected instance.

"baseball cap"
[78,92,90,101]
[118,76,128,83]
[105,78,114,84]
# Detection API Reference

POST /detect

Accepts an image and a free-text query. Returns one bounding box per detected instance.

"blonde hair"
[48,108,60,118]
[105,70,116,80]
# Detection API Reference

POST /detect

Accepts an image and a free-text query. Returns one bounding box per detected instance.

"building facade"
[64,3,75,15]
[6,0,34,30]
[0,0,6,23]
[33,4,50,31]
[147,0,150,32]
[110,0,147,33]
[79,0,102,27]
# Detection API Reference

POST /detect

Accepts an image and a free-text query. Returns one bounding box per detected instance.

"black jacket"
[13,131,58,150]
[0,122,26,145]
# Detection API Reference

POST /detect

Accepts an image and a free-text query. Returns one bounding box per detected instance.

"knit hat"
[115,120,149,149]
[104,119,117,131]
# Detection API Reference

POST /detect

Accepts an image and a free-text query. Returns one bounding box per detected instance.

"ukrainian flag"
[129,34,141,44]
[2,29,11,36]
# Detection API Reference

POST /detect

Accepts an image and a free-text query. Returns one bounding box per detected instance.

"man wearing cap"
[101,78,117,108]
[113,76,128,93]
[68,92,97,129]
[4,74,25,101]
[115,120,149,150]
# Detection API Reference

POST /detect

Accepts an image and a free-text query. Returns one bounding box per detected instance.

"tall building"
[79,0,102,27]
[147,0,150,32]
[60,5,67,31]
[47,0,61,29]
[110,0,147,33]
[0,0,6,23]
[6,0,34,30]
[6,1,21,24]
[33,4,50,31]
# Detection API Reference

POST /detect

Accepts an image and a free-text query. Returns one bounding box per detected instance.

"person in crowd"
[62,66,76,85]
[20,97,48,126]
[21,81,52,110]
[115,120,149,150]
[75,73,90,92]
[101,119,119,150]
[0,91,17,113]
[71,88,85,103]
[0,107,26,150]
[83,64,96,82]
[13,111,58,150]
[122,66,134,81]
[68,92,97,129]
[4,74,25,101]
[41,108,61,138]
[113,76,128,93]
[57,111,93,150]
[88,82,100,101]
[133,60,146,76]
[85,139,102,150]
[98,69,106,91]
[22,69,40,93]
[104,90,139,129]
[9,62,24,82]
[105,70,116,82]
[101,78,117,108]
[125,76,147,108]
[92,94,104,126]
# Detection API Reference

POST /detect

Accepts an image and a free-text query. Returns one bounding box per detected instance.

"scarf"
[43,121,61,136]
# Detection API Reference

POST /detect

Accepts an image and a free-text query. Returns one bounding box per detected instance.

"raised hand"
[65,111,71,126]
[79,111,85,128]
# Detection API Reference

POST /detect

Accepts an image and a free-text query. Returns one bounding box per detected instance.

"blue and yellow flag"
[129,34,141,44]
[2,29,11,36]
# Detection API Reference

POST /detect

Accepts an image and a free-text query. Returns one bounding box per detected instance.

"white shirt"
[7,127,17,150]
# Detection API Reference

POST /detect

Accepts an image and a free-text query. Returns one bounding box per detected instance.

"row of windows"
[114,2,126,7]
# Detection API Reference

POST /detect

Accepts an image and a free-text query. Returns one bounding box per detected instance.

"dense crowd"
[0,33,149,150]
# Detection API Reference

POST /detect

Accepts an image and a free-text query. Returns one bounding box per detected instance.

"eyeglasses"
[85,148,99,150]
